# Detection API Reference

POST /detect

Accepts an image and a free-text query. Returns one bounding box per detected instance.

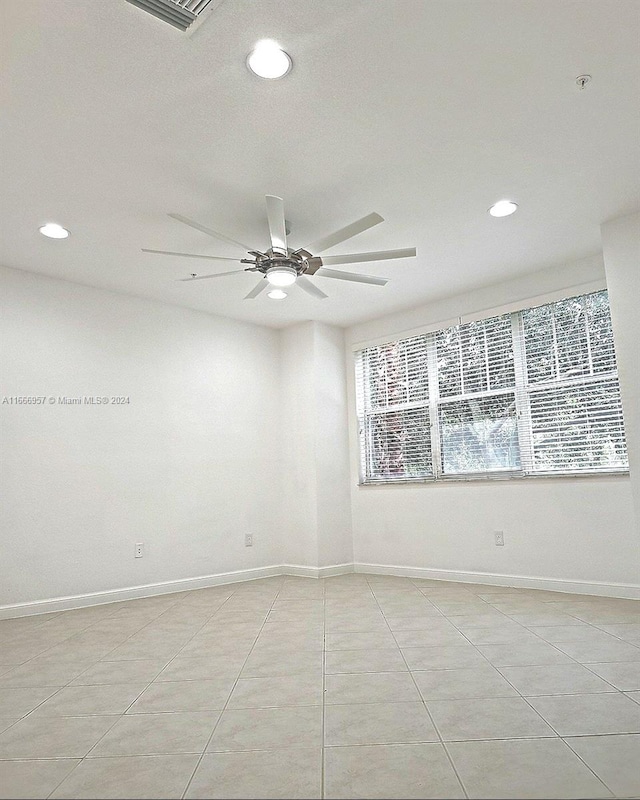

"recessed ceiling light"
[488,200,518,218]
[39,222,70,239]
[267,289,287,300]
[247,40,292,79]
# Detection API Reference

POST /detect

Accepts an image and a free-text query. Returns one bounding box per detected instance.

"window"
[355,290,628,483]
[356,335,433,482]
[436,314,519,476]
[519,292,627,475]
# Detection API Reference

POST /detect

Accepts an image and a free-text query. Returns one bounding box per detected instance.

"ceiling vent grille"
[125,0,216,32]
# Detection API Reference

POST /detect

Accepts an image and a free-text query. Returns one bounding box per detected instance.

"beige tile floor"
[0,573,639,798]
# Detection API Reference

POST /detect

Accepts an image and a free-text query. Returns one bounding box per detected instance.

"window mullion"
[355,352,367,483]
[551,306,560,379]
[426,331,442,480]
[483,327,490,390]
[457,330,465,395]
[511,311,533,475]
[583,297,594,376]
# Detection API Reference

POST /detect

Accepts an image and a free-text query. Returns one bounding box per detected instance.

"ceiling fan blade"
[142,248,240,262]
[265,195,287,255]
[244,280,268,299]
[304,212,384,255]
[320,247,416,266]
[168,213,252,252]
[314,267,388,286]
[177,270,245,282]
[297,276,328,299]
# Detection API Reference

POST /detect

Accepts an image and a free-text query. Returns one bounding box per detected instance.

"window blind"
[518,292,628,475]
[356,336,433,482]
[355,290,628,483]
[436,314,519,476]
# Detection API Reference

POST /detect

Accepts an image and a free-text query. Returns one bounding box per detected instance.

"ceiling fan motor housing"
[242,248,318,281]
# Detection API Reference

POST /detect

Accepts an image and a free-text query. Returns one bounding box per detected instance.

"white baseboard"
[354,563,640,600]
[2,561,637,619]
[0,563,354,619]
[0,565,284,619]
[281,563,354,579]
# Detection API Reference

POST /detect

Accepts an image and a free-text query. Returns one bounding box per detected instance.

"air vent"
[125,0,216,32]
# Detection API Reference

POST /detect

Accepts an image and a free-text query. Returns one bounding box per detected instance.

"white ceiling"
[1,0,639,329]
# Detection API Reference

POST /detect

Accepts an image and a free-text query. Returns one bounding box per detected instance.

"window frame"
[355,290,629,485]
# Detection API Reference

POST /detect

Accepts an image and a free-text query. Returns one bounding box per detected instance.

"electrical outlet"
[135,542,144,558]
[245,534,253,547]
[494,531,505,547]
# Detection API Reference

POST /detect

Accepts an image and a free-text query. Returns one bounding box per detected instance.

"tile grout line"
[32,597,205,738]
[1,725,639,764]
[44,590,226,694]
[7,592,188,695]
[0,575,636,798]
[43,583,253,797]
[473,589,640,696]
[432,587,604,710]
[414,582,624,799]
[435,582,634,696]
[366,576,471,800]
[179,576,287,800]
[2,583,633,676]
[451,587,640,797]
[419,648,615,798]
[44,757,85,800]
[411,580,640,795]
[559,734,620,798]
[0,609,125,678]
[1,596,195,745]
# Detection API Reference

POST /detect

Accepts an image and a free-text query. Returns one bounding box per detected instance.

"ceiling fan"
[142,195,416,299]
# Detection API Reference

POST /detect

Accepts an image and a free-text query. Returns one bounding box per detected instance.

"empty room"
[1,0,639,798]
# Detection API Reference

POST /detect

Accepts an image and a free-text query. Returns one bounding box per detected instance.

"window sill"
[358,470,630,487]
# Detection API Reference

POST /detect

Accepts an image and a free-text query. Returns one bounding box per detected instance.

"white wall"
[349,254,607,346]
[280,322,319,567]
[3,247,638,610]
[313,323,353,568]
[602,211,640,534]
[0,266,283,606]
[346,256,640,589]
[280,322,353,569]
[350,479,637,586]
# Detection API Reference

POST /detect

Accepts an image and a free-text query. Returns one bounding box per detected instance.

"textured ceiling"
[1,0,639,328]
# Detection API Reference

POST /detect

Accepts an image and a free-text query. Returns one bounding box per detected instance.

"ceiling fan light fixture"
[488,200,518,217]
[39,222,70,239]
[247,40,292,79]
[267,289,287,300]
[266,266,297,286]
